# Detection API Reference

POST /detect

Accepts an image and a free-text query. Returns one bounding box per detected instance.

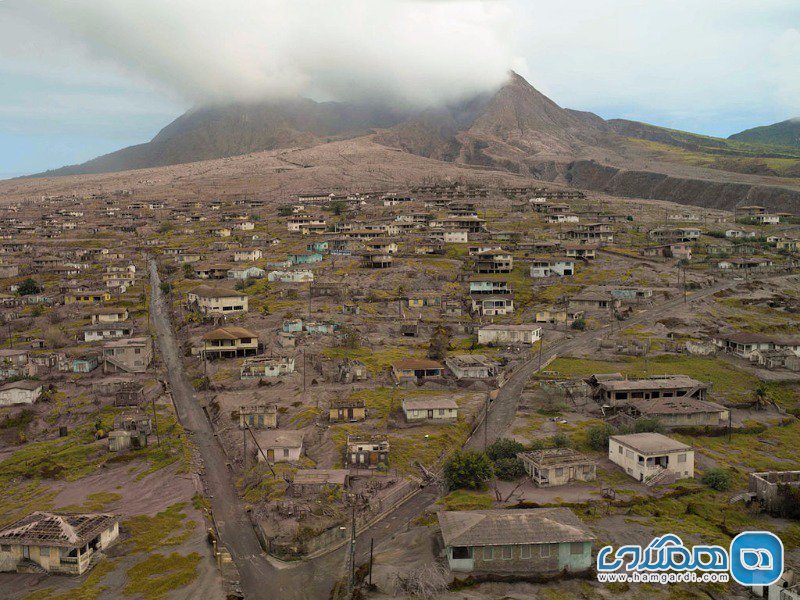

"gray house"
[438,508,595,575]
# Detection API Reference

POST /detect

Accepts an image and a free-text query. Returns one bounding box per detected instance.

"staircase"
[17,558,48,574]
[644,467,676,487]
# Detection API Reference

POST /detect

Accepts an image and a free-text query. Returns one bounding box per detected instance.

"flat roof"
[610,432,691,455]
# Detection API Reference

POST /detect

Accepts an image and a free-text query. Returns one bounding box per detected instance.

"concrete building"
[470,294,514,316]
[240,356,294,378]
[187,285,248,315]
[748,471,800,513]
[608,432,694,484]
[345,436,389,468]
[0,380,43,407]
[391,359,445,384]
[713,332,800,359]
[518,448,596,487]
[477,324,541,346]
[108,412,152,452]
[328,397,367,423]
[83,322,133,342]
[401,397,458,422]
[63,290,111,305]
[529,258,575,278]
[200,326,259,359]
[0,512,119,575]
[438,508,595,575]
[445,355,498,379]
[89,307,128,324]
[239,403,278,429]
[102,337,152,374]
[585,374,708,407]
[255,430,304,463]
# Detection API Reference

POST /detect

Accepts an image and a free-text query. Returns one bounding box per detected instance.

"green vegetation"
[702,468,733,491]
[17,278,43,295]
[59,491,122,513]
[124,552,201,600]
[443,450,493,490]
[124,503,198,553]
[438,489,493,511]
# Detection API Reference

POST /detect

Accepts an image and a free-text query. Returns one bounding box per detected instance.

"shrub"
[494,457,526,481]
[487,438,524,462]
[702,468,732,491]
[551,433,570,448]
[443,451,493,490]
[586,425,614,451]
[570,317,586,331]
[17,278,42,296]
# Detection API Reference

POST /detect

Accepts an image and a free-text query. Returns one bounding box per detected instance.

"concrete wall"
[449,541,592,574]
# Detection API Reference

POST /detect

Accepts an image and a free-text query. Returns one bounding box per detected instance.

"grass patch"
[59,491,122,513]
[124,552,201,600]
[438,489,493,511]
[26,558,119,600]
[124,503,198,553]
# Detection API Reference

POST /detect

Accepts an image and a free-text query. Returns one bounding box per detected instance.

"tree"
[182,263,194,278]
[487,438,524,462]
[443,451,493,490]
[551,432,570,448]
[494,457,526,481]
[586,425,615,451]
[17,278,42,296]
[159,282,172,295]
[702,468,732,491]
[753,383,771,410]
[427,326,451,361]
[570,317,586,331]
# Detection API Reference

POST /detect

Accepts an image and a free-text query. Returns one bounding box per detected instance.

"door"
[22,546,29,559]
[338,409,344,421]
[369,452,378,465]
[267,449,274,461]
[347,408,354,420]
[427,410,434,419]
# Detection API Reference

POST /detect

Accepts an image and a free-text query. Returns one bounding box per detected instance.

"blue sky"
[1,0,799,178]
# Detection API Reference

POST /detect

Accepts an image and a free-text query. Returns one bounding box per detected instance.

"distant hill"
[33,99,410,177]
[729,118,800,148]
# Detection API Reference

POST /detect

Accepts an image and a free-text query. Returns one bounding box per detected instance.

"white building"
[267,270,314,283]
[477,324,541,346]
[401,397,459,422]
[529,259,575,278]
[608,433,694,484]
[0,380,43,406]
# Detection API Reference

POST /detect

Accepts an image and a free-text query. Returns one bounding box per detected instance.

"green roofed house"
[438,508,595,575]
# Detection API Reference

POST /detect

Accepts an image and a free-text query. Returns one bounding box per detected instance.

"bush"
[551,433,570,448]
[586,425,614,451]
[17,278,42,296]
[443,451,493,490]
[494,457,525,481]
[633,418,663,434]
[570,317,586,331]
[702,468,732,491]
[487,438,524,462]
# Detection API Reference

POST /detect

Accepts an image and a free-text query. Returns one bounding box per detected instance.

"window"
[283,448,289,457]
[570,543,584,556]
[618,445,623,454]
[1,545,10,552]
[555,468,564,477]
[502,546,512,560]
[626,450,633,459]
[678,454,687,463]
[539,544,550,558]
[452,546,471,559]
[520,545,531,559]
[483,546,493,561]
[40,547,50,557]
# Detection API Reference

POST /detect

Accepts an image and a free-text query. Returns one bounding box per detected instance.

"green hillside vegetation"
[729,118,800,149]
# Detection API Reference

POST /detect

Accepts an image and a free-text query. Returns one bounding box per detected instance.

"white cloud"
[1,0,517,108]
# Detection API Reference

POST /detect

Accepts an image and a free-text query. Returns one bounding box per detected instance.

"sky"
[1,0,799,178]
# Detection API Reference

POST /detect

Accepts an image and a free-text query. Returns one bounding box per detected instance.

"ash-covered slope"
[33,98,410,177]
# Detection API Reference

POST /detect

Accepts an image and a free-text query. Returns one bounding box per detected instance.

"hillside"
[729,118,800,149]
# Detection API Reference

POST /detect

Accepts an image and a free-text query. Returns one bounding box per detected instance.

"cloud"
[2,0,518,108]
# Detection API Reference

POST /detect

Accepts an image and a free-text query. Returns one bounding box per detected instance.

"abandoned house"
[585,374,708,407]
[108,411,152,452]
[620,396,729,428]
[239,403,278,429]
[529,258,575,278]
[401,397,459,422]
[517,448,597,487]
[438,508,595,575]
[713,332,800,359]
[470,294,514,316]
[83,322,133,342]
[63,290,111,305]
[0,380,43,407]
[474,250,513,274]
[291,470,349,497]
[240,355,294,378]
[747,471,800,513]
[102,337,152,374]
[568,293,621,312]
[0,512,119,575]
[608,432,694,484]
[445,354,498,379]
[201,326,259,359]
[345,436,389,468]
[477,324,541,346]
[254,430,304,463]
[187,285,249,315]
[391,359,445,384]
[89,307,129,324]
[336,359,368,383]
[328,397,367,422]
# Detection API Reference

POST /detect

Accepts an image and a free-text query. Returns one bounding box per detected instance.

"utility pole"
[368,538,374,588]
[483,394,489,452]
[151,395,161,446]
[243,425,248,471]
[348,497,357,593]
[683,267,687,303]
[537,334,544,372]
